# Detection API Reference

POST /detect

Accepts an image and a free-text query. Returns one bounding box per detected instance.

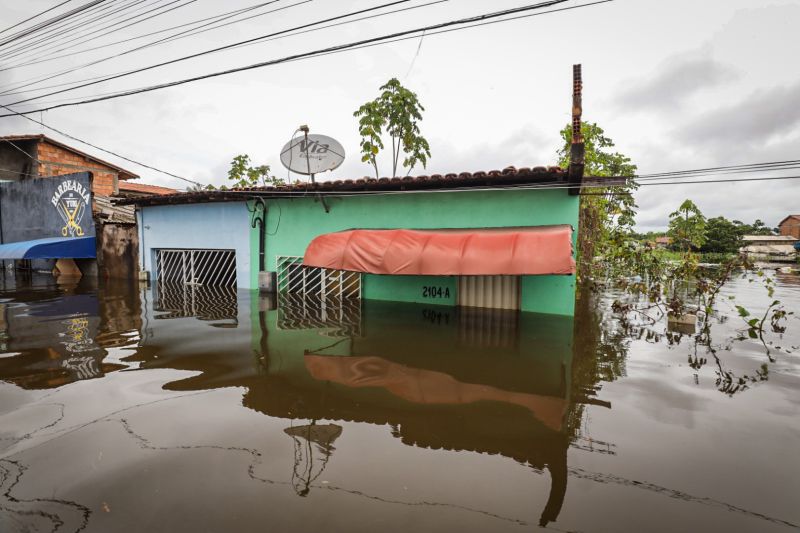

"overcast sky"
[0,0,797,231]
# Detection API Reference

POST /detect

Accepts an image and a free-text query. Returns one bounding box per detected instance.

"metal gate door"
[155,249,237,288]
[276,256,361,299]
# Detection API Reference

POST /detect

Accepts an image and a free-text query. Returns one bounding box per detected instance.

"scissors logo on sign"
[51,179,90,237]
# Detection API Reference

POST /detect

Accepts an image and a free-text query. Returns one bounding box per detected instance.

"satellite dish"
[280,134,345,175]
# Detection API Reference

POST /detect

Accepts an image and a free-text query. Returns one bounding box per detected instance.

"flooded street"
[0,274,798,532]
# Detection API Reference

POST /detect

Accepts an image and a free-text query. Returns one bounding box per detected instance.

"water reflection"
[0,282,139,388]
[1,277,797,532]
[135,287,602,527]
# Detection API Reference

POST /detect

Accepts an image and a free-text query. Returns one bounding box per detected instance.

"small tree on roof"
[354,78,431,178]
[227,154,284,188]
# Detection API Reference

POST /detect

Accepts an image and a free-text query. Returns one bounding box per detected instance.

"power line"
[0,0,110,50]
[0,0,198,63]
[0,0,305,97]
[1,0,419,108]
[634,160,800,179]
[0,0,286,74]
[0,0,447,100]
[0,0,75,36]
[0,1,153,61]
[0,101,205,187]
[0,1,161,70]
[183,173,800,200]
[0,0,593,116]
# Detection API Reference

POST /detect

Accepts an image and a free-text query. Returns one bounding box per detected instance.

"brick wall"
[36,140,119,196]
[779,218,800,239]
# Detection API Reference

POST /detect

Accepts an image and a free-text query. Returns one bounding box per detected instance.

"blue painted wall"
[137,202,252,288]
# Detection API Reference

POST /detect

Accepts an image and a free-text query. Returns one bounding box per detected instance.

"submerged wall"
[257,188,579,315]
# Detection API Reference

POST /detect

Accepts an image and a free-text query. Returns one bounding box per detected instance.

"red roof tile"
[116,165,597,207]
[118,181,178,195]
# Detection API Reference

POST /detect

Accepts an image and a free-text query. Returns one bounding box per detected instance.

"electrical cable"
[0,0,160,59]
[0,0,447,99]
[0,0,587,115]
[0,1,156,65]
[0,0,288,74]
[0,0,127,55]
[0,0,308,97]
[132,172,800,201]
[0,0,107,49]
[0,0,198,63]
[1,0,418,107]
[0,0,75,37]
[0,101,205,187]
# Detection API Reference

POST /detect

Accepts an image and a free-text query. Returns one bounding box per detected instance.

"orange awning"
[302,225,575,276]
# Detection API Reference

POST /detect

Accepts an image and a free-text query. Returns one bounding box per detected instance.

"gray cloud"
[676,81,800,154]
[615,55,739,112]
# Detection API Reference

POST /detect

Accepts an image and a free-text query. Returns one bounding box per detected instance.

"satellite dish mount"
[280,127,345,184]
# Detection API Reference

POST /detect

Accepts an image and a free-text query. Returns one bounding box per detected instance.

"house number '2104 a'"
[422,286,450,298]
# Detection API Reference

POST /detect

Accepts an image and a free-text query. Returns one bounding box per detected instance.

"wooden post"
[568,64,585,195]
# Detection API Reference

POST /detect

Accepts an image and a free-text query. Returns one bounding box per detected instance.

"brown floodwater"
[0,271,798,532]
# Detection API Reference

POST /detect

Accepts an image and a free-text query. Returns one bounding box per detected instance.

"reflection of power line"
[0,459,91,532]
[567,467,799,529]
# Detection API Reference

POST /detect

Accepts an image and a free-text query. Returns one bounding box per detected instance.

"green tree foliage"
[701,216,743,254]
[557,122,638,280]
[227,154,284,188]
[354,78,431,178]
[667,199,707,251]
[734,219,776,236]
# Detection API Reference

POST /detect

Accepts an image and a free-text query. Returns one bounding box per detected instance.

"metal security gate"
[458,275,520,310]
[276,256,362,335]
[155,249,237,288]
[276,256,361,299]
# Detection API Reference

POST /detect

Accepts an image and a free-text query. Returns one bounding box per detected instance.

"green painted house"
[121,64,600,317]
[127,163,589,317]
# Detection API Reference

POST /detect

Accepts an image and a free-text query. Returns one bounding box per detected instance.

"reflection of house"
[739,235,798,262]
[133,293,580,526]
[778,215,800,239]
[0,287,140,388]
[0,134,175,279]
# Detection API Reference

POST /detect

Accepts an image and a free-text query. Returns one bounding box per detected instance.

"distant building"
[739,235,798,262]
[0,134,138,194]
[778,215,800,239]
[0,134,176,280]
[654,236,672,249]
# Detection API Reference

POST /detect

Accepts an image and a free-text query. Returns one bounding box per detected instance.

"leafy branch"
[354,78,431,178]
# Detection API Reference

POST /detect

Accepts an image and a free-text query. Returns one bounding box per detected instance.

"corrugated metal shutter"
[457,275,520,310]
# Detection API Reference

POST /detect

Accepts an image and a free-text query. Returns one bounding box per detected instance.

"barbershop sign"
[0,172,96,244]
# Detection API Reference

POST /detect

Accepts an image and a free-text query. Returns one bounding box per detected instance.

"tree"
[557,122,638,280]
[354,78,431,178]
[227,154,284,188]
[701,216,742,254]
[667,199,707,251]
[735,219,775,236]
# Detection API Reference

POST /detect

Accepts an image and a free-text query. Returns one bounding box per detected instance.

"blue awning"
[0,236,96,260]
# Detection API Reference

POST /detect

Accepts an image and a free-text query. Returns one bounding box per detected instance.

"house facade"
[125,165,587,317]
[0,135,175,280]
[740,235,798,262]
[778,215,800,239]
[122,64,598,316]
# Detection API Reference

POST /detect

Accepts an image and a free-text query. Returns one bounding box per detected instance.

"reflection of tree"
[567,290,629,439]
[284,421,342,497]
